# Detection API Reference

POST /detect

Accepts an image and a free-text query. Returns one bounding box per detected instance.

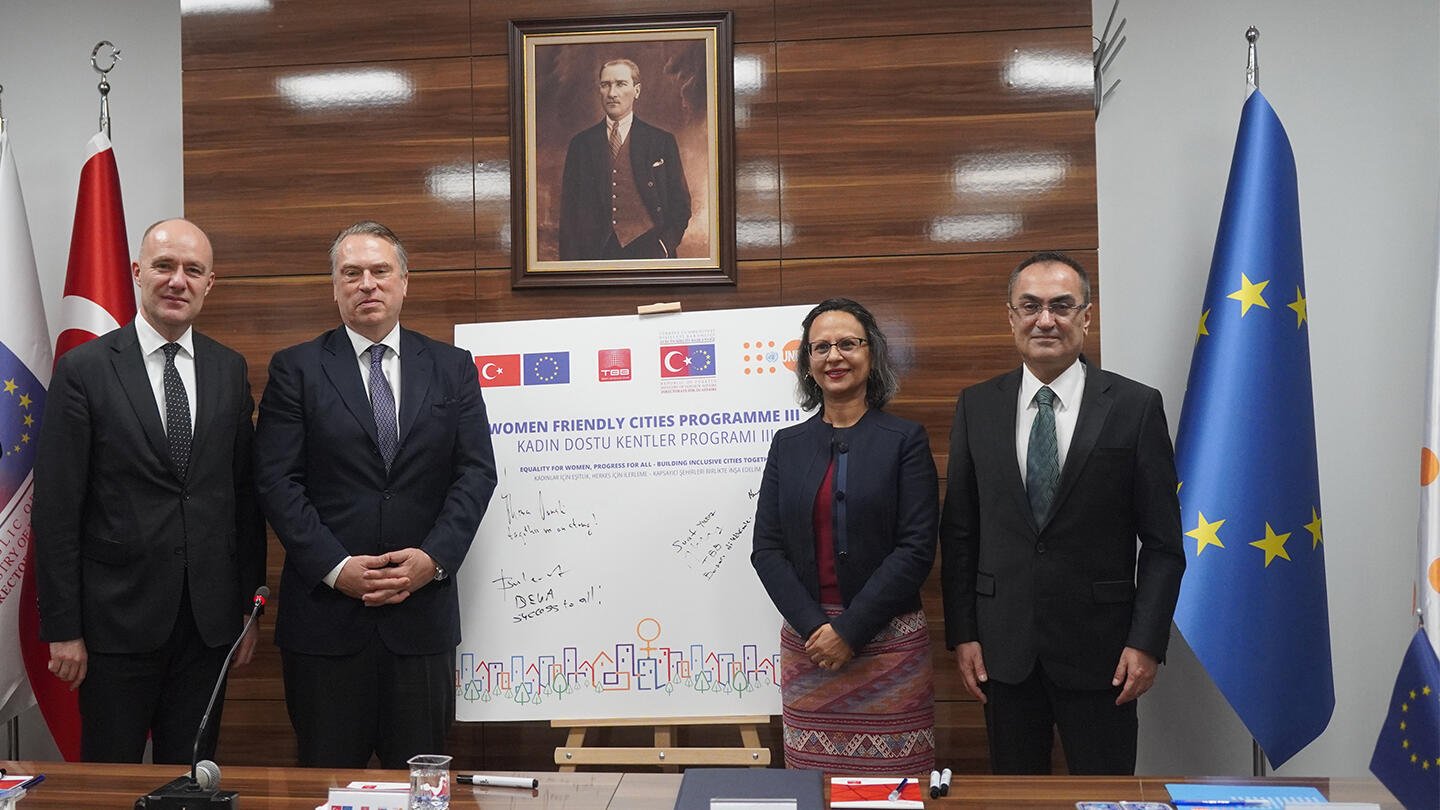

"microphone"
[135,585,268,809]
[192,585,269,781]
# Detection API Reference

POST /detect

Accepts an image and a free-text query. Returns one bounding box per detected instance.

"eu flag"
[1172,89,1333,767]
[1370,629,1440,810]
[522,352,570,386]
[0,341,45,509]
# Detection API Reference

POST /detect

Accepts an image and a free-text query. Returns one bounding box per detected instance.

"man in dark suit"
[940,251,1185,775]
[34,218,266,763]
[253,221,496,768]
[558,57,691,260]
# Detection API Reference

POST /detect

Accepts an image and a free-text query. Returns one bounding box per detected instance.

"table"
[0,761,1403,809]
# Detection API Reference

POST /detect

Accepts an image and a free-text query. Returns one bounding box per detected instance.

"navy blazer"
[34,321,266,654]
[939,364,1186,690]
[751,409,938,650]
[254,326,497,656]
[558,116,692,260]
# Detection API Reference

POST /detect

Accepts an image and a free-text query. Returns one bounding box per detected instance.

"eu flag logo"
[1370,629,1440,810]
[522,352,570,386]
[0,340,45,508]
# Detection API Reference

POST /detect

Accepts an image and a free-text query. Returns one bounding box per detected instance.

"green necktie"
[1027,385,1059,524]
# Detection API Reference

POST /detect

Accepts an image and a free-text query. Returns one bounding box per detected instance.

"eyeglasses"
[1008,300,1088,320]
[808,337,868,356]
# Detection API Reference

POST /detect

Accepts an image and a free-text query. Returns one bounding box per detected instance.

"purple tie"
[369,344,398,469]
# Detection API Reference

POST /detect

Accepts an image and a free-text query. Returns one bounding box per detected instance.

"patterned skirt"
[779,607,935,773]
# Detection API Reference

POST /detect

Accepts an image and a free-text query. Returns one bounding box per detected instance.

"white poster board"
[453,305,813,721]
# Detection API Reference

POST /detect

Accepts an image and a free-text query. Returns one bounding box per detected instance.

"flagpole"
[1244,24,1268,779]
[89,41,120,138]
[0,84,7,134]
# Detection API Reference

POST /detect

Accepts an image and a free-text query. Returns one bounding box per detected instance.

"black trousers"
[79,583,229,764]
[982,661,1138,775]
[282,636,454,769]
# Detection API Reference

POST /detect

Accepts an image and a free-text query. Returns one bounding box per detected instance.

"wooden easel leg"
[559,726,588,772]
[655,725,677,773]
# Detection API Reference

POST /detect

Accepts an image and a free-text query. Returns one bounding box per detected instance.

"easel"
[552,715,771,772]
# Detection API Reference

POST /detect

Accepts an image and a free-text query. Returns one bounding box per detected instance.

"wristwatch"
[433,561,448,582]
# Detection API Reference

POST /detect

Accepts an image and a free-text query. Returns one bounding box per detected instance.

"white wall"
[0,0,182,339]
[0,0,183,759]
[1094,1,1440,777]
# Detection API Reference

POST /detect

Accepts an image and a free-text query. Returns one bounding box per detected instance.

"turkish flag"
[475,354,521,387]
[19,131,134,761]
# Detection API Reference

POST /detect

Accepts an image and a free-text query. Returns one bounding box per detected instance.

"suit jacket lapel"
[108,323,170,474]
[590,123,611,210]
[793,415,832,571]
[320,327,380,452]
[1051,365,1113,523]
[995,370,1040,534]
[190,335,222,464]
[396,329,432,449]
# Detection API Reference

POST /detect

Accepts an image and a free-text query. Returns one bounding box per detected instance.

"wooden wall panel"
[184,59,477,277]
[472,56,513,270]
[469,0,777,54]
[773,0,1091,41]
[775,30,1096,259]
[732,42,783,262]
[182,0,1097,776]
[181,0,471,71]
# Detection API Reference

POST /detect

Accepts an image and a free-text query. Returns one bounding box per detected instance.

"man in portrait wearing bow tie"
[558,57,692,261]
[940,251,1185,775]
[253,221,496,767]
[34,218,266,763]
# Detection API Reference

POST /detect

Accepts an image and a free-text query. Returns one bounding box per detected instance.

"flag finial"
[90,40,121,138]
[1246,27,1260,92]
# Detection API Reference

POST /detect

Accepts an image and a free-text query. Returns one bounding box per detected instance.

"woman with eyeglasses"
[751,298,937,773]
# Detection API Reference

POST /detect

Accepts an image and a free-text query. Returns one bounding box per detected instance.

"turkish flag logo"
[474,354,521,387]
[660,344,716,378]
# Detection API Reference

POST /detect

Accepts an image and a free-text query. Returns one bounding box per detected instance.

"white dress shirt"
[1015,359,1087,487]
[345,323,402,416]
[134,315,197,434]
[608,111,634,148]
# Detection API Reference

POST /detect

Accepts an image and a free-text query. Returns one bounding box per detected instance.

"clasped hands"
[805,623,854,671]
[336,548,437,606]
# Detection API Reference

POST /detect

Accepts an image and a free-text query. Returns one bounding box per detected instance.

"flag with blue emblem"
[523,351,570,386]
[0,131,52,726]
[1369,206,1440,810]
[1370,629,1440,810]
[1171,89,1333,767]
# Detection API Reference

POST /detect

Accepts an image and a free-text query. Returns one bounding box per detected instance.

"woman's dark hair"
[795,297,899,411]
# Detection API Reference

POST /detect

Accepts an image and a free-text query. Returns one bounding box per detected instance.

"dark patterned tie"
[162,342,191,478]
[1026,385,1059,524]
[608,122,622,162]
[369,344,398,469]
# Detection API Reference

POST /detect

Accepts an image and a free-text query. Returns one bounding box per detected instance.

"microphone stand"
[134,587,268,810]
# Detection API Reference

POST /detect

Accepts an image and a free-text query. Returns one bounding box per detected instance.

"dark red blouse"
[812,457,842,605]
